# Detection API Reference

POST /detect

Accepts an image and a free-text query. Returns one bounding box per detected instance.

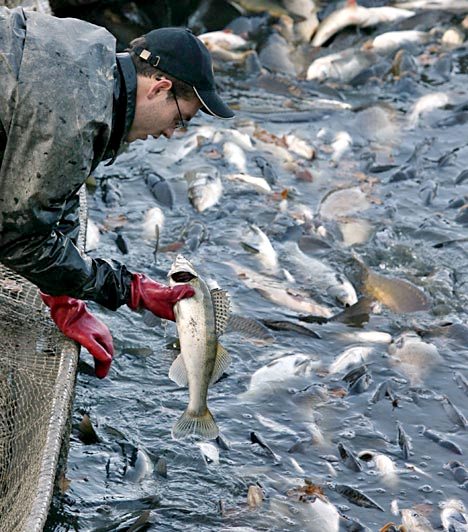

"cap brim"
[193,87,235,119]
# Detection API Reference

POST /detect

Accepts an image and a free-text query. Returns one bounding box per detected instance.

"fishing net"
[0,185,85,531]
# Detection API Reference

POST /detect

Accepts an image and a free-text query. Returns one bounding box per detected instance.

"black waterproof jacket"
[0,7,137,310]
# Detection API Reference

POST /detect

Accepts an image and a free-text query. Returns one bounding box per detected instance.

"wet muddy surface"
[46,4,467,531]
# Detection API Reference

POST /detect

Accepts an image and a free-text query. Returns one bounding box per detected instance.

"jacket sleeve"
[56,189,81,245]
[0,9,132,310]
[0,197,133,310]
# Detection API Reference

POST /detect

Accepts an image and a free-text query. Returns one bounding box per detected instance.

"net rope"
[0,184,85,531]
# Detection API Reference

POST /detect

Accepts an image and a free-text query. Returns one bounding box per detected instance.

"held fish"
[168,255,231,439]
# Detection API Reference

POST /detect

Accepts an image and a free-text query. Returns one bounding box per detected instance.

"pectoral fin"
[211,288,230,336]
[169,354,188,387]
[209,342,231,385]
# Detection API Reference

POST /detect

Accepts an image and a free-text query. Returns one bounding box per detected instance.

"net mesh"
[0,185,85,531]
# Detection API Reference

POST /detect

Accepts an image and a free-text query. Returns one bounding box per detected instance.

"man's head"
[126,27,234,142]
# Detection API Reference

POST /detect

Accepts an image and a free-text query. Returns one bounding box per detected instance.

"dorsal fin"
[210,288,230,336]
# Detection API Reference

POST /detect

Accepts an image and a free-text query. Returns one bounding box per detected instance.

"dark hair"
[127,36,195,100]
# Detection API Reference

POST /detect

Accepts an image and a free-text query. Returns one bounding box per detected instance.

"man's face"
[127,76,202,142]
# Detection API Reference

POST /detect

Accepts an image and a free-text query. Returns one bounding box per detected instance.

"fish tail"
[172,408,219,440]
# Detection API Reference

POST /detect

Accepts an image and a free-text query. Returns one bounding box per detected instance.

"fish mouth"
[171,271,196,283]
[168,254,198,281]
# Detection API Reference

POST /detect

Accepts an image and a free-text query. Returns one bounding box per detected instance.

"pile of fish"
[50,0,468,530]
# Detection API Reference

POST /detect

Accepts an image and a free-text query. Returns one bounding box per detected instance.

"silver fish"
[185,167,223,213]
[397,421,412,460]
[422,427,463,455]
[168,255,231,439]
[247,485,264,509]
[389,332,441,385]
[440,499,468,532]
[312,4,414,47]
[198,30,250,51]
[372,30,429,53]
[338,442,363,472]
[334,483,384,511]
[445,460,468,485]
[283,0,319,44]
[280,240,357,306]
[307,48,377,83]
[401,509,434,531]
[358,451,397,486]
[454,372,468,397]
[440,396,467,429]
[226,260,332,317]
[241,224,279,272]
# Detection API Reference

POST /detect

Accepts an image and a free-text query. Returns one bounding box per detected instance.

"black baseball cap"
[132,27,234,119]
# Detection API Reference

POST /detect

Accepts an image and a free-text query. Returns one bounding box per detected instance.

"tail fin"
[172,408,219,440]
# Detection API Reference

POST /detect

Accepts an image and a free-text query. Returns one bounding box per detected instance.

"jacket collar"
[105,52,137,165]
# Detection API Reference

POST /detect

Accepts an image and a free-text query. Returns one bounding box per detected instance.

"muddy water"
[46,32,468,532]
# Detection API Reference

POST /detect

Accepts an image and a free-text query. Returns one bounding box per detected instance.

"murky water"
[45,11,468,532]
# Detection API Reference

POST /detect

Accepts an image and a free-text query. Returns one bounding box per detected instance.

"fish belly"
[175,291,217,415]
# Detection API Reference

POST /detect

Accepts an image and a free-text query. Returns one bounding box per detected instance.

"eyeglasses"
[171,88,186,130]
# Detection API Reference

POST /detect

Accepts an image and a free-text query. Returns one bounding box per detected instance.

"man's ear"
[148,78,172,100]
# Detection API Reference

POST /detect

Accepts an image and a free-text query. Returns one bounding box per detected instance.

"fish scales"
[334,484,385,511]
[169,255,231,440]
[365,271,430,313]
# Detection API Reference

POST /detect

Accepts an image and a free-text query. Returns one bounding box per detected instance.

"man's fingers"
[95,332,115,356]
[94,358,112,379]
[172,285,195,302]
[82,338,113,379]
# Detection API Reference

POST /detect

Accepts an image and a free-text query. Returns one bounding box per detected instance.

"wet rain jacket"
[0,7,136,310]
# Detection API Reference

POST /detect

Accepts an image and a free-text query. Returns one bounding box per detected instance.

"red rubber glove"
[128,273,194,321]
[40,293,114,378]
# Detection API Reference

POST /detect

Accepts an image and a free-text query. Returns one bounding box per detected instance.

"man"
[0,8,234,377]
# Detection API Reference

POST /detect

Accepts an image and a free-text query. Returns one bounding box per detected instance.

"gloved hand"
[128,273,194,321]
[40,292,114,378]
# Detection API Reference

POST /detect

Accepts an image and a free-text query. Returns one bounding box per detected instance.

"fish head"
[390,331,422,351]
[401,508,433,529]
[168,255,199,286]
